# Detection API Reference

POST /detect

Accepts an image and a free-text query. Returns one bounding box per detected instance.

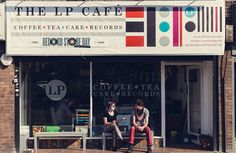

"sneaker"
[146,145,153,153]
[125,144,133,153]
[121,139,128,146]
[112,146,118,152]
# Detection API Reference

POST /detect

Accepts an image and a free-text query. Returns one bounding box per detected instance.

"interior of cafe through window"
[20,61,161,137]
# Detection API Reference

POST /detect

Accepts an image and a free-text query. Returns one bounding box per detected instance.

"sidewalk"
[33,147,213,153]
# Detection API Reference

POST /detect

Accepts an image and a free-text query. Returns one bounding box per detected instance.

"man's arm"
[131,115,138,128]
[141,109,150,129]
[142,116,149,128]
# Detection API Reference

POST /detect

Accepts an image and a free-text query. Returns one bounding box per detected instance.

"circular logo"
[185,21,196,32]
[159,36,170,47]
[185,7,196,18]
[159,7,170,18]
[45,80,67,101]
[50,38,58,46]
[68,38,77,46]
[159,22,170,32]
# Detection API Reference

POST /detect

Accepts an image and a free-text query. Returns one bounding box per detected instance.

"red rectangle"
[126,7,144,18]
[126,36,144,47]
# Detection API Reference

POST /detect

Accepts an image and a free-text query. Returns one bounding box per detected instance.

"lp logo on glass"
[45,79,67,101]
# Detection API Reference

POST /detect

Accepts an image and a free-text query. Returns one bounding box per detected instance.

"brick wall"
[218,50,234,153]
[0,44,15,153]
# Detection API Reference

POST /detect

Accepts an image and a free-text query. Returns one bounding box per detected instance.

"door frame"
[161,61,205,147]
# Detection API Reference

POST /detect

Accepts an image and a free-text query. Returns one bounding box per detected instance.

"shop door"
[186,66,202,135]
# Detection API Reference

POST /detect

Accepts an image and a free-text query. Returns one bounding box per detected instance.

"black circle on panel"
[68,38,76,46]
[50,38,58,46]
[185,21,196,32]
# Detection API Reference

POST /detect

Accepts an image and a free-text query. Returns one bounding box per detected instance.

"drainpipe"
[14,58,20,153]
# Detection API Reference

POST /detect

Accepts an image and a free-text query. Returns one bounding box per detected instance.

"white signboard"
[0,3,5,40]
[6,1,225,56]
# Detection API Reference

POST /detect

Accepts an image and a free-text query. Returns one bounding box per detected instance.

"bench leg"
[34,136,38,150]
[102,134,106,150]
[82,135,86,150]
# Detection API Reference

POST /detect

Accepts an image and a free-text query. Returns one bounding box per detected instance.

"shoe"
[121,139,128,146]
[112,146,118,152]
[126,144,133,153]
[145,145,153,153]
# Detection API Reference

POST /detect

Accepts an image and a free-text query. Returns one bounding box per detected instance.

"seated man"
[126,99,153,153]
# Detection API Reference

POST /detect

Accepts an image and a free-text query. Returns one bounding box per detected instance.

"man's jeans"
[128,126,153,146]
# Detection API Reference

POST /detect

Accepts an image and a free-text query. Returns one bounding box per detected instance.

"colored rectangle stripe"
[180,7,182,47]
[202,7,204,32]
[207,7,209,32]
[220,7,222,32]
[126,36,144,47]
[173,7,179,47]
[147,7,156,47]
[198,7,200,32]
[211,7,213,32]
[126,7,144,18]
[216,7,218,32]
[126,22,144,32]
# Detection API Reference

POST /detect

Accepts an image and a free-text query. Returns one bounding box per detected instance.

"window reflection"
[28,62,90,135]
[92,62,161,136]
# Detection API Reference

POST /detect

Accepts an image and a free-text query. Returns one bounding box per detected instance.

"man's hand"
[138,126,145,131]
[136,125,144,131]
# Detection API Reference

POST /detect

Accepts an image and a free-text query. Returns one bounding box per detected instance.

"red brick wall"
[218,50,234,153]
[0,53,15,153]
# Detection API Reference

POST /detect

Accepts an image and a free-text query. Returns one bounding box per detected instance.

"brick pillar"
[0,51,15,152]
[218,50,234,153]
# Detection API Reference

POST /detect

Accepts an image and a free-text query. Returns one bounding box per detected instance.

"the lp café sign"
[93,83,160,97]
[6,0,225,56]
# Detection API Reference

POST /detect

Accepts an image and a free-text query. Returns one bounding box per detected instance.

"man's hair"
[135,99,144,106]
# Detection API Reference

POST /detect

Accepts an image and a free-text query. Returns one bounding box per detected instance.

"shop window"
[92,62,161,136]
[24,61,90,136]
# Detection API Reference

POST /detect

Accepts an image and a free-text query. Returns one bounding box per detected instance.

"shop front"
[18,57,215,149]
[4,0,225,152]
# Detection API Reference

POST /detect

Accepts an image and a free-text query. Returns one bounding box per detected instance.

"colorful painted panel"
[6,1,225,56]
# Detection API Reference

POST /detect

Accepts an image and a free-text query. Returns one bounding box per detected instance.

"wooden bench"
[102,131,154,150]
[34,132,87,150]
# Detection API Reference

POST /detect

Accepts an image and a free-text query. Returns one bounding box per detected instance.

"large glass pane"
[188,69,201,134]
[26,61,90,136]
[165,65,187,142]
[92,62,161,136]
